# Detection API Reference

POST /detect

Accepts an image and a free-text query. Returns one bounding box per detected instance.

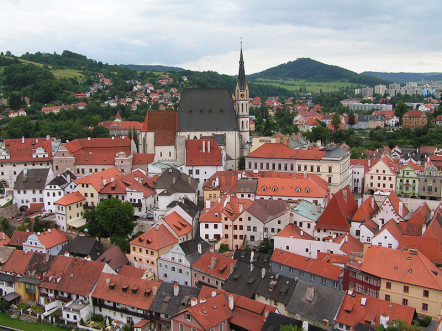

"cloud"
[1,0,442,74]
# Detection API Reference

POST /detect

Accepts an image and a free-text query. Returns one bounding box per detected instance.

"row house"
[274,224,363,260]
[290,200,323,237]
[191,251,236,289]
[372,110,400,127]
[349,159,370,193]
[54,191,86,231]
[245,143,350,194]
[14,168,54,210]
[163,197,200,236]
[396,161,420,198]
[0,136,57,188]
[129,224,178,280]
[178,138,226,196]
[418,162,442,200]
[157,237,211,286]
[43,170,77,213]
[91,272,161,326]
[364,155,399,194]
[157,212,194,243]
[270,249,344,292]
[354,245,442,319]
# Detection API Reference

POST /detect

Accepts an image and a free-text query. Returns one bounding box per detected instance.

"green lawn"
[51,68,84,81]
[252,78,358,93]
[0,313,68,331]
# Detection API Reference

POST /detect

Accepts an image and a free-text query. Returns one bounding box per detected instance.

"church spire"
[237,43,246,91]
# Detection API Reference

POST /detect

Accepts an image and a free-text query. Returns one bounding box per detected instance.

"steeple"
[237,43,246,91]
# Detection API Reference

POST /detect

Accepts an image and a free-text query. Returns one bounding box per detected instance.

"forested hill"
[361,71,442,83]
[120,64,185,72]
[249,58,390,85]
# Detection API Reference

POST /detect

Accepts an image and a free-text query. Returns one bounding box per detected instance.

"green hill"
[249,58,390,85]
[361,71,442,83]
[120,64,185,72]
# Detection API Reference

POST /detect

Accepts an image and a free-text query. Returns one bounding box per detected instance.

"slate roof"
[233,249,271,270]
[14,168,50,190]
[150,282,200,316]
[59,236,105,260]
[262,312,323,331]
[167,196,199,219]
[254,271,296,305]
[236,178,258,194]
[222,261,263,298]
[47,170,76,188]
[246,200,290,224]
[179,237,212,265]
[155,168,198,195]
[286,279,345,324]
[178,88,238,132]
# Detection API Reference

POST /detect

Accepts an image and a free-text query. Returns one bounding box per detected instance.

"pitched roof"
[14,168,51,190]
[400,202,430,236]
[9,231,32,247]
[96,246,129,271]
[178,237,212,265]
[360,245,442,290]
[117,265,147,279]
[373,219,403,242]
[316,186,357,232]
[54,192,85,206]
[132,153,156,165]
[92,272,161,310]
[59,236,105,260]
[141,110,178,146]
[404,110,426,117]
[186,139,223,166]
[334,234,364,256]
[56,258,105,296]
[178,88,238,132]
[73,167,122,192]
[335,290,415,328]
[398,236,442,266]
[154,168,198,194]
[247,143,326,160]
[149,282,200,316]
[286,279,345,324]
[65,137,132,156]
[223,261,263,299]
[254,270,297,305]
[351,196,378,223]
[28,229,68,249]
[233,249,271,270]
[379,191,408,218]
[130,224,178,251]
[262,312,323,331]
[275,223,315,240]
[191,252,236,281]
[164,212,193,237]
[39,255,73,290]
[0,137,54,163]
[1,250,33,275]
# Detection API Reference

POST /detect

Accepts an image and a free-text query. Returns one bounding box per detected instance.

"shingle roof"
[150,282,200,316]
[154,168,198,195]
[223,261,263,298]
[286,280,345,324]
[59,236,105,260]
[233,249,271,270]
[254,270,296,305]
[14,168,51,190]
[96,246,129,271]
[178,237,212,265]
[178,88,238,132]
[167,196,199,219]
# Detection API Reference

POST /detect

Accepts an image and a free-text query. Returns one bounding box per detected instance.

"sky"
[2,0,442,75]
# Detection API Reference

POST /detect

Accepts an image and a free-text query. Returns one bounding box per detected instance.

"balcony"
[56,295,71,303]
[93,302,149,319]
[83,204,93,210]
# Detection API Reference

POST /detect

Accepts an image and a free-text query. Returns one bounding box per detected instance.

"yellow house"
[360,245,442,319]
[129,224,178,280]
[54,191,86,232]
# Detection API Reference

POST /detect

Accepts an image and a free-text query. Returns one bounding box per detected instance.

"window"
[321,278,326,285]
[179,323,185,331]
[185,312,191,321]
[196,170,200,175]
[385,294,390,301]
[386,282,391,289]
[310,274,315,281]
[422,303,428,311]
[403,286,409,293]
[402,298,408,306]
[423,290,429,298]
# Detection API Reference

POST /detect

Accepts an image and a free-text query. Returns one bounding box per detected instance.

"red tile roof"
[92,272,161,310]
[276,224,315,240]
[2,250,33,274]
[164,212,193,237]
[186,139,223,166]
[360,245,442,290]
[399,202,430,236]
[40,255,73,290]
[271,249,343,281]
[351,196,378,223]
[130,224,177,251]
[9,230,32,247]
[316,186,357,232]
[54,192,85,206]
[192,252,236,281]
[27,229,68,249]
[373,219,403,242]
[65,137,132,156]
[74,167,122,192]
[404,110,426,117]
[316,252,350,265]
[398,236,442,266]
[0,232,10,246]
[334,234,364,255]
[141,110,178,146]
[132,153,156,165]
[98,120,142,130]
[247,143,326,160]
[0,138,54,163]
[118,265,147,279]
[336,290,415,328]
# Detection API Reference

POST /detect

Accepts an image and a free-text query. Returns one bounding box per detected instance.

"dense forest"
[249,58,390,85]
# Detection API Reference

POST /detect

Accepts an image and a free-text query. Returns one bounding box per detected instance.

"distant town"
[0,48,441,331]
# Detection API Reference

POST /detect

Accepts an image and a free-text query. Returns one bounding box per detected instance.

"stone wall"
[0,203,18,219]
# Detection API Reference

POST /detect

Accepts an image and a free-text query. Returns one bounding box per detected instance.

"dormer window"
[109,283,116,290]
[272,187,277,192]
[262,187,266,191]
[122,285,128,292]
[185,312,191,321]
[296,187,301,192]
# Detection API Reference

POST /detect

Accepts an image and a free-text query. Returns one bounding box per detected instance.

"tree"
[238,156,245,170]
[82,197,135,240]
[348,110,356,126]
[280,325,303,331]
[332,112,341,131]
[257,237,274,254]
[395,101,408,121]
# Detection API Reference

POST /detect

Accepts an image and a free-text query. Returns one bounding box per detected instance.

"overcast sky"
[2,0,442,75]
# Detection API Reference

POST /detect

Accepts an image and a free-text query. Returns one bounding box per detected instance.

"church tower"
[235,44,251,156]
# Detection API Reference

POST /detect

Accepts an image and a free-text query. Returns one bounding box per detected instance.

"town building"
[54,191,85,232]
[402,110,428,129]
[22,229,68,255]
[191,251,236,289]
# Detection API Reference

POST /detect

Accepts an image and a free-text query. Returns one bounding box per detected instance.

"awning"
[3,292,21,302]
[68,218,86,229]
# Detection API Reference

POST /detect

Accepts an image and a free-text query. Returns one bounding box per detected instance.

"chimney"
[312,202,316,215]
[45,251,50,262]
[398,201,404,217]
[317,140,321,147]
[422,224,427,235]
[202,140,205,153]
[36,137,38,143]
[152,286,157,296]
[174,283,179,296]
[304,171,307,179]
[239,203,243,214]
[261,268,266,279]
[22,136,24,144]
[302,321,309,331]
[317,203,321,213]
[342,188,347,203]
[88,137,91,140]
[205,200,210,209]
[155,224,160,231]
[198,243,202,254]
[250,263,254,272]
[211,291,216,297]
[371,197,374,210]
[264,310,269,322]
[230,263,235,275]
[207,140,210,152]
[297,132,301,142]
[210,256,217,269]
[250,250,254,263]
[361,297,367,306]
[301,230,304,236]
[228,295,234,310]
[173,177,176,184]
[306,286,315,302]
[106,278,110,284]
[190,297,197,307]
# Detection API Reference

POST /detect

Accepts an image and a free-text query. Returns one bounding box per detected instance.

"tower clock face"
[240,93,245,98]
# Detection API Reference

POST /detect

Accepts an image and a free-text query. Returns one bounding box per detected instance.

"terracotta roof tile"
[186,139,223,166]
[164,212,193,237]
[373,219,403,242]
[276,224,315,240]
[74,167,122,192]
[398,236,442,266]
[0,138,54,163]
[351,196,378,223]
[9,231,32,247]
[141,110,177,146]
[192,252,236,281]
[25,229,68,249]
[1,250,33,274]
[130,224,178,251]
[54,192,85,206]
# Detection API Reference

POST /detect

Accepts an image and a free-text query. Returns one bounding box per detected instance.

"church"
[139,47,251,170]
